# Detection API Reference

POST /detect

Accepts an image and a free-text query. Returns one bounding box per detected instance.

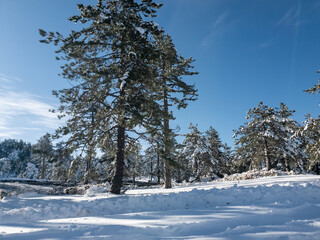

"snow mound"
[85,182,111,196]
[0,182,64,199]
[219,169,295,181]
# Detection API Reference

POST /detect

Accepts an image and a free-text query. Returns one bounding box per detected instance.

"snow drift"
[1,174,320,239]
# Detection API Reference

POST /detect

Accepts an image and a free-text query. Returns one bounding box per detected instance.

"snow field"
[1,175,320,239]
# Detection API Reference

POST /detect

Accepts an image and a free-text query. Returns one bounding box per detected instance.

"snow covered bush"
[85,182,111,196]
[218,169,293,181]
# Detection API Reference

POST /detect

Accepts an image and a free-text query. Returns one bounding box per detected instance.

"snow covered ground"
[1,174,320,239]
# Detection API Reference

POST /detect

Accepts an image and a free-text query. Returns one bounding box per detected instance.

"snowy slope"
[1,174,320,239]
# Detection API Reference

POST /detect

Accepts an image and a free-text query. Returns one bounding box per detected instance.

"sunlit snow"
[1,175,320,239]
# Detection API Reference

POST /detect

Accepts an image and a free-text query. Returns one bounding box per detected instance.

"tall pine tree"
[153,33,198,188]
[40,0,164,193]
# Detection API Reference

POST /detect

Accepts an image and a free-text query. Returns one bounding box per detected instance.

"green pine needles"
[40,0,198,193]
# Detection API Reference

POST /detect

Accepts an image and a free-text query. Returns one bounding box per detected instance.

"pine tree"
[125,141,143,185]
[153,33,198,188]
[305,70,320,94]
[180,124,210,181]
[233,102,303,172]
[144,142,162,183]
[297,114,320,174]
[0,139,31,178]
[301,76,320,174]
[51,142,73,181]
[40,0,164,193]
[206,126,232,177]
[178,125,231,181]
[31,133,54,179]
[276,103,306,172]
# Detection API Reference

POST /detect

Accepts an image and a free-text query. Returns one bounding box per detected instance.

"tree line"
[1,99,319,184]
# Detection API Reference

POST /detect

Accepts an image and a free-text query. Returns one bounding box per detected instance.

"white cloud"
[277,6,303,27]
[201,11,236,47]
[212,11,229,29]
[0,90,59,127]
[0,73,22,90]
[0,73,22,83]
[0,74,61,140]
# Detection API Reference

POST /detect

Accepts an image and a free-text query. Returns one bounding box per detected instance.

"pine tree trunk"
[41,155,45,179]
[194,158,200,181]
[110,125,125,194]
[85,107,95,184]
[285,158,290,172]
[163,77,172,188]
[84,150,92,184]
[264,139,271,171]
[315,163,320,175]
[177,168,182,183]
[157,142,161,184]
[133,157,136,186]
[110,87,126,194]
[150,157,153,182]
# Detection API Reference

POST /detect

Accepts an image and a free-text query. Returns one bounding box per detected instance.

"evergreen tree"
[0,139,31,178]
[31,133,54,179]
[301,76,320,174]
[180,124,210,181]
[153,33,198,188]
[305,72,320,94]
[206,126,232,177]
[40,0,165,193]
[144,142,162,183]
[233,102,303,172]
[276,103,306,172]
[51,142,73,181]
[125,141,143,185]
[98,151,116,182]
[297,114,320,174]
[179,125,231,181]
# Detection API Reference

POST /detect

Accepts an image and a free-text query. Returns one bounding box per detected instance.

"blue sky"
[0,0,320,147]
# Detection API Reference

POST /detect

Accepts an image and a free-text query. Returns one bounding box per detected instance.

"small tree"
[206,126,232,177]
[180,124,210,181]
[32,133,54,179]
[51,142,73,181]
[297,115,320,174]
[125,141,143,185]
[144,142,162,183]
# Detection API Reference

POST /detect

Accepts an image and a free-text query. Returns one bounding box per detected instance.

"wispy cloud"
[0,126,21,138]
[0,74,60,140]
[0,73,22,90]
[0,73,22,83]
[212,11,229,29]
[277,6,303,27]
[257,40,273,49]
[201,11,235,47]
